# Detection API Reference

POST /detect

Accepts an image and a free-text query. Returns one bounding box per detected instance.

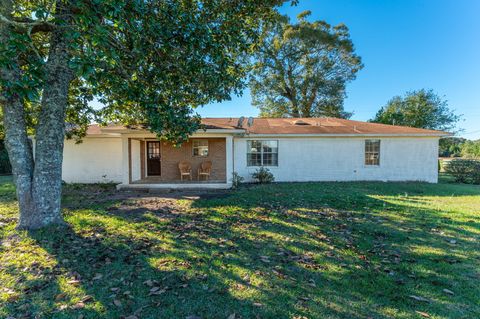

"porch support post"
[121,136,130,185]
[225,135,233,187]
[127,138,132,184]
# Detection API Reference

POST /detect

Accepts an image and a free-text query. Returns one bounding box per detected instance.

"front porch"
[117,134,233,190]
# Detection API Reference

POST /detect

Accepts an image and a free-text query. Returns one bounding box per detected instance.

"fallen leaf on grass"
[442,289,454,295]
[415,311,430,318]
[92,274,103,281]
[409,295,430,303]
[113,299,122,307]
[149,286,166,295]
[227,313,236,319]
[67,279,81,286]
[260,256,270,263]
[72,302,85,309]
[55,293,67,301]
[80,295,93,303]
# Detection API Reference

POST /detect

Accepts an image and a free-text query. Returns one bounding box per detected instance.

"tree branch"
[0,14,56,33]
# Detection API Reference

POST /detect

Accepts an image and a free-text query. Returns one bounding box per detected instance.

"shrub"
[444,159,480,184]
[251,167,275,184]
[231,172,244,189]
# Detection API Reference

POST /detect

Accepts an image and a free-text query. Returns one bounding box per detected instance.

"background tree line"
[439,138,480,158]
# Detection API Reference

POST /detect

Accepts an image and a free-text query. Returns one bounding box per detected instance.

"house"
[62,117,449,189]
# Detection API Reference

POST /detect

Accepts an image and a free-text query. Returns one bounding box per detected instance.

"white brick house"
[62,117,449,188]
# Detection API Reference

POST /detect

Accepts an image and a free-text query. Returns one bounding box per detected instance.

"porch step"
[116,186,231,200]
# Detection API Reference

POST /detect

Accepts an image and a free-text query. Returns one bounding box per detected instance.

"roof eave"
[97,128,244,135]
[242,133,450,137]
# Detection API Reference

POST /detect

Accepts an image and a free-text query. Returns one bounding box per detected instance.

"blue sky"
[199,0,480,139]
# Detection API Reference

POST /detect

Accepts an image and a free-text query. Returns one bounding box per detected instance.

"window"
[365,139,380,166]
[192,140,208,157]
[247,140,278,166]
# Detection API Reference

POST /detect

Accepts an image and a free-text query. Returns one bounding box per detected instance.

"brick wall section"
[144,138,226,182]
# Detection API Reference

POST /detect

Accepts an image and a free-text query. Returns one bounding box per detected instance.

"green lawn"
[1,176,479,319]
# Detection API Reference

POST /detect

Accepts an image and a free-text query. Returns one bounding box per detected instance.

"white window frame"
[247,140,278,167]
[365,139,381,166]
[192,139,209,157]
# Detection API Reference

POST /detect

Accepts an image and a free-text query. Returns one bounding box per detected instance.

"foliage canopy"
[439,137,466,157]
[249,11,362,118]
[371,89,461,133]
[0,0,288,229]
[460,140,480,158]
[1,0,288,142]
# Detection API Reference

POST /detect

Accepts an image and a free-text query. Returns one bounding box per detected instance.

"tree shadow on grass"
[185,181,480,318]
[5,214,373,318]
[3,180,479,318]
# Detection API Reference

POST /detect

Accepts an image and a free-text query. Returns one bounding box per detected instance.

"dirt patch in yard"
[62,183,231,211]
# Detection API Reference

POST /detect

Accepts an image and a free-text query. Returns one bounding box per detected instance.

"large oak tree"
[0,0,287,230]
[250,11,362,118]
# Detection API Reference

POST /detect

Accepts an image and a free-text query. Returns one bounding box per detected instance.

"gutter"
[239,133,450,138]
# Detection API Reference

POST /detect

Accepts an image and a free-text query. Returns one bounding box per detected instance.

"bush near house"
[231,172,245,189]
[251,166,275,183]
[444,159,480,184]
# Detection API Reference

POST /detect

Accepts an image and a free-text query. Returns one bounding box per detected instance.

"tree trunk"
[0,67,36,227]
[21,3,73,229]
[1,0,72,229]
[0,0,35,226]
[25,24,72,229]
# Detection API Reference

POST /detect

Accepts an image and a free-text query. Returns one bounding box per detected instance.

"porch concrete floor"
[131,177,226,184]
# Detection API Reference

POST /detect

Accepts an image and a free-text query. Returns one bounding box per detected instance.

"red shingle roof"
[87,117,450,136]
[200,117,449,135]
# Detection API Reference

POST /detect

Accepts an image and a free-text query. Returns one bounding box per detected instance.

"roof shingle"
[87,117,450,136]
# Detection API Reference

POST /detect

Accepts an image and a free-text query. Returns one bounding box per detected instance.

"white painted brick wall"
[62,138,123,183]
[233,137,439,183]
[62,136,439,184]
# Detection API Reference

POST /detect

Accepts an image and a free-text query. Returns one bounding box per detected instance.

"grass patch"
[1,177,479,318]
